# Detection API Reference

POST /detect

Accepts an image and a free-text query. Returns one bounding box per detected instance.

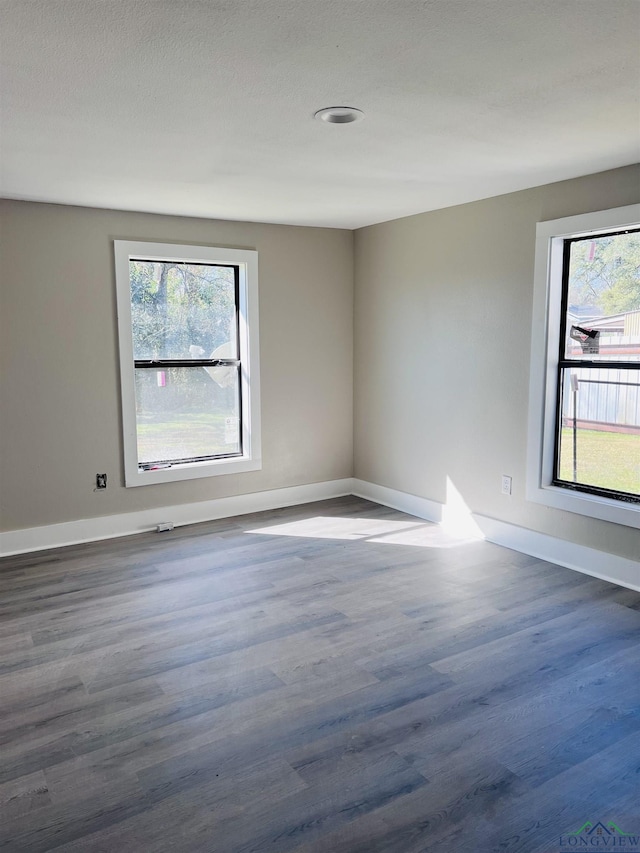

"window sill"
[125,455,262,487]
[526,479,640,529]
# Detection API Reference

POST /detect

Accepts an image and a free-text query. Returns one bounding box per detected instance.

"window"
[527,204,640,528]
[114,241,260,486]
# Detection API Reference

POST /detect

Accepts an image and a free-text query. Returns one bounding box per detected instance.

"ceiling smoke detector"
[314,106,364,124]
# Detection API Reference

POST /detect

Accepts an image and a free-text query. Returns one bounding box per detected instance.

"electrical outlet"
[501,475,512,496]
[96,473,107,489]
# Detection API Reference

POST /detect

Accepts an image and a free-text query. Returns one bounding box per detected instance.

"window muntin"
[115,242,260,487]
[553,229,640,503]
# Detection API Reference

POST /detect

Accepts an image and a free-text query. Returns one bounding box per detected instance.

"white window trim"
[114,240,261,487]
[526,203,640,529]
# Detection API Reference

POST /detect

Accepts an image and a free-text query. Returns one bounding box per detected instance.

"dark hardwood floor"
[1,497,639,852]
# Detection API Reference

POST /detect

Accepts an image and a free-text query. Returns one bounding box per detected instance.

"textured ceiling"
[1,0,639,229]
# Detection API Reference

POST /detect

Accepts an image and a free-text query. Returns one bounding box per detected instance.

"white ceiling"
[1,0,639,229]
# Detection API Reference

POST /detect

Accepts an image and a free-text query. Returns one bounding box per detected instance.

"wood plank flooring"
[1,496,639,852]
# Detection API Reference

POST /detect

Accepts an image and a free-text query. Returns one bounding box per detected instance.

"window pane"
[556,366,640,497]
[130,261,238,361]
[564,231,640,362]
[134,366,241,466]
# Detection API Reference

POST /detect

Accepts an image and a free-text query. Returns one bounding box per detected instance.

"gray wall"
[2,165,639,566]
[0,201,354,531]
[354,165,640,562]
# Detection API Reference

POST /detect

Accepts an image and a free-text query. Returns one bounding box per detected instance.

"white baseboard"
[475,514,640,592]
[352,479,443,524]
[352,478,640,592]
[3,477,639,593]
[0,479,353,557]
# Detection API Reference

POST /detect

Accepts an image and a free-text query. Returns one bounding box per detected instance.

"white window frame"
[526,203,640,529]
[114,240,261,487]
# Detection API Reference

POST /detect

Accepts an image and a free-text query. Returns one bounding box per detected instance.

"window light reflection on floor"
[246,505,483,548]
[247,483,484,549]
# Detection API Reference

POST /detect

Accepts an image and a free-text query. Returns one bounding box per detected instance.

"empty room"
[1,2,639,851]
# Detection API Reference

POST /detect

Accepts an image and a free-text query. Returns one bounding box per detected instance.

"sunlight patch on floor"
[247,514,480,548]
